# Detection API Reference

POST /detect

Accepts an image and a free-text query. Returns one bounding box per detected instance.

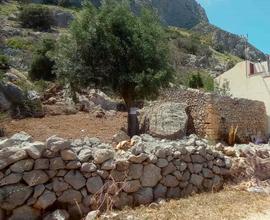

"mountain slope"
[192,22,266,61]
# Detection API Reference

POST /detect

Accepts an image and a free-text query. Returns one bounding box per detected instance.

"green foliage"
[6,37,33,51]
[29,38,56,81]
[18,4,54,30]
[0,2,18,16]
[0,55,9,70]
[54,0,172,106]
[202,73,214,92]
[188,72,204,89]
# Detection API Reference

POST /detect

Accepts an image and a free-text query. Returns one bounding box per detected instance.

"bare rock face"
[139,102,188,139]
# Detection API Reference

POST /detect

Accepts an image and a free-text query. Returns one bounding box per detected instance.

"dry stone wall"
[161,88,267,143]
[0,132,231,219]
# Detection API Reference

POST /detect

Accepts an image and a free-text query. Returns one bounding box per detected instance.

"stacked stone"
[160,87,267,143]
[0,132,232,220]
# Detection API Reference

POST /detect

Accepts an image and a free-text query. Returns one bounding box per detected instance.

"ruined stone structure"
[161,88,267,143]
[0,132,231,219]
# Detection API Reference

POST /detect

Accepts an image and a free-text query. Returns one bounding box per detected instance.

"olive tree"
[54,0,172,136]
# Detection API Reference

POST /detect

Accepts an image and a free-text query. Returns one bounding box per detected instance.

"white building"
[216,58,270,132]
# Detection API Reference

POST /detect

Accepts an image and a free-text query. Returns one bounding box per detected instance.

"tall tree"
[54,0,172,136]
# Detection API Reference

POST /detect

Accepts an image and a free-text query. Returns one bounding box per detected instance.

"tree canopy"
[54,0,172,107]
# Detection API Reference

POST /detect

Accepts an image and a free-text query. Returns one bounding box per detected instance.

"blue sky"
[196,0,270,54]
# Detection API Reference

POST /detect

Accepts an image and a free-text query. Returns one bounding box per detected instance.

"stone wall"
[0,132,231,219]
[160,88,267,143]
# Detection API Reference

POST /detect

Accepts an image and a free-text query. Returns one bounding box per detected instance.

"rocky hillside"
[192,22,266,61]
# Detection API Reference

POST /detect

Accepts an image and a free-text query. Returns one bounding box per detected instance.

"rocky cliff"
[192,22,266,61]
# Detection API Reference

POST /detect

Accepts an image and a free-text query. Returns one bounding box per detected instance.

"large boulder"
[139,102,188,139]
[87,89,117,111]
[0,82,44,118]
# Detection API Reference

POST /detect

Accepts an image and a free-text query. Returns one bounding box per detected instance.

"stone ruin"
[0,132,231,219]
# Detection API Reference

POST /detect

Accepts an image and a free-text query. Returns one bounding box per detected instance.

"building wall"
[161,88,267,143]
[216,61,270,133]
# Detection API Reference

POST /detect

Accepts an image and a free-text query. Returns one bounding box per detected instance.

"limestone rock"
[23,170,49,186]
[156,159,169,168]
[78,149,93,162]
[128,164,143,179]
[154,184,167,199]
[66,161,81,169]
[10,132,33,143]
[94,149,114,164]
[190,174,204,186]
[123,180,141,193]
[52,178,70,192]
[34,159,49,170]
[33,184,45,198]
[161,175,179,187]
[134,187,153,205]
[24,142,45,159]
[43,209,70,220]
[0,184,33,210]
[0,173,22,186]
[86,176,103,194]
[101,159,116,170]
[10,159,34,173]
[139,102,188,139]
[128,153,148,163]
[58,189,82,204]
[81,163,97,173]
[167,187,181,199]
[0,147,27,169]
[141,164,162,187]
[34,190,56,210]
[47,136,71,153]
[9,205,40,220]
[61,149,77,161]
[50,157,65,170]
[64,170,86,190]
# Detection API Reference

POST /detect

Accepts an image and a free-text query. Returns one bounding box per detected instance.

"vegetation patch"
[6,36,34,51]
[18,4,54,31]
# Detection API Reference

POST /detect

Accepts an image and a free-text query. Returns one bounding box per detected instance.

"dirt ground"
[0,112,127,142]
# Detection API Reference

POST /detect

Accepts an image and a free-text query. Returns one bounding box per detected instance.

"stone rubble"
[0,132,231,219]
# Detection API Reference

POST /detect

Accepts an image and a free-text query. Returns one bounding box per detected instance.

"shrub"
[18,4,54,30]
[29,38,56,81]
[29,55,55,81]
[188,72,204,89]
[0,55,9,70]
[6,37,33,50]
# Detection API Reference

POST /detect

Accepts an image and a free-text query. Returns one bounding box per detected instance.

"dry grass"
[112,189,270,220]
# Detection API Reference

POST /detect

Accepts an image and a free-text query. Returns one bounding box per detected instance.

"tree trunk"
[121,86,139,137]
[128,106,139,137]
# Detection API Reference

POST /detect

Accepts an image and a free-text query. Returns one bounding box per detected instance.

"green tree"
[54,0,172,136]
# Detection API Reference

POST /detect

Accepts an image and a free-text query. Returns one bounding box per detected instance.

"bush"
[189,72,204,89]
[6,37,33,50]
[19,4,54,30]
[29,38,56,81]
[0,55,9,70]
[29,55,55,81]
